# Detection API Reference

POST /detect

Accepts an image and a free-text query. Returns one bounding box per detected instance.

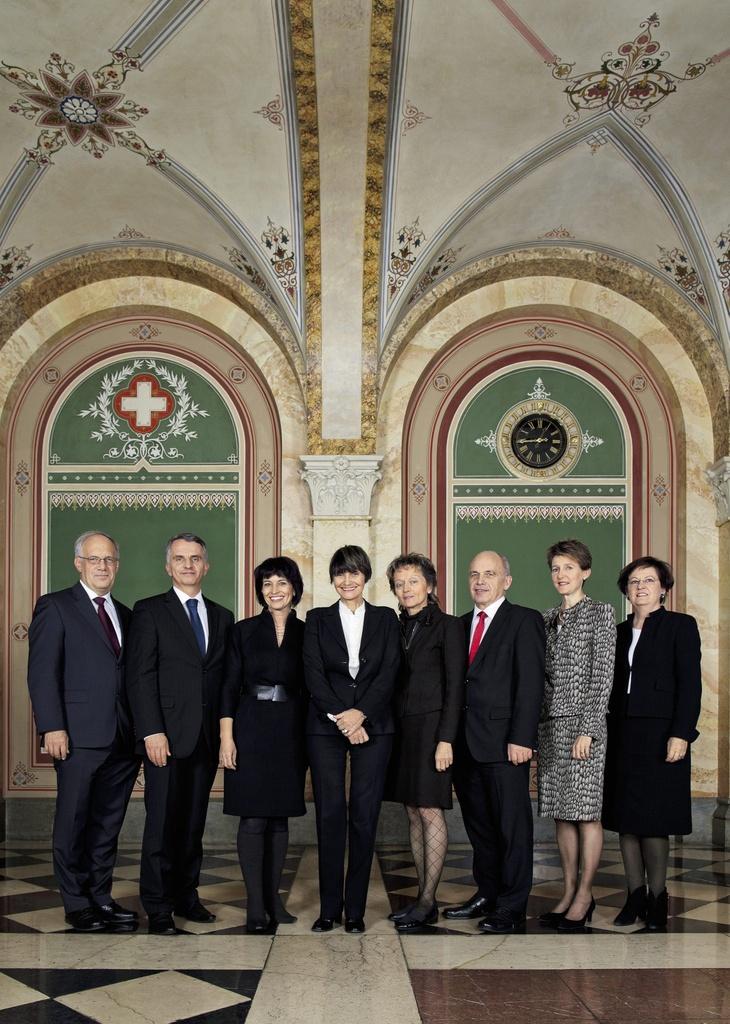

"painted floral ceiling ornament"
[1,50,165,163]
[550,14,712,128]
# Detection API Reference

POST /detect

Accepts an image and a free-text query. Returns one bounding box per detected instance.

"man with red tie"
[444,550,545,933]
[27,531,140,932]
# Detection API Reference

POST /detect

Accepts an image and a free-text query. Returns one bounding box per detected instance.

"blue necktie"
[186,598,206,656]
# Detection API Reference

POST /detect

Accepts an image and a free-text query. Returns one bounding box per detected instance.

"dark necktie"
[186,598,206,656]
[468,610,487,666]
[94,596,121,658]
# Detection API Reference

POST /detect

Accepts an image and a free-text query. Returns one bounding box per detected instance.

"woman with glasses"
[603,557,702,931]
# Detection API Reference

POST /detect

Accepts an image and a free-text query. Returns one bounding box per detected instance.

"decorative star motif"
[1,51,164,163]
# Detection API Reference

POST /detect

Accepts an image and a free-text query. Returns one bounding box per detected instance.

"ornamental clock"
[496,399,581,479]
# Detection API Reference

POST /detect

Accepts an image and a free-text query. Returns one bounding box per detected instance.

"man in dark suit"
[445,550,546,933]
[27,530,140,932]
[126,532,233,934]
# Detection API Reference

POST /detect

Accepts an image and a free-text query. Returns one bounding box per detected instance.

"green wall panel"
[454,367,625,479]
[50,358,238,466]
[48,495,238,613]
[452,506,626,621]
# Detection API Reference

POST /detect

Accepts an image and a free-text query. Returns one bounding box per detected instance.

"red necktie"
[94,596,121,658]
[468,610,487,665]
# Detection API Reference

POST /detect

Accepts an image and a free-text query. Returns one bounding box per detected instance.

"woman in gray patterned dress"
[537,540,615,931]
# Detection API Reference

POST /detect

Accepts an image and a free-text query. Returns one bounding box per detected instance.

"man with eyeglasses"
[27,531,141,932]
[444,550,546,933]
[126,532,233,934]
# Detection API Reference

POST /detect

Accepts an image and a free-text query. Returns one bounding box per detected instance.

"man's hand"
[507,743,532,766]
[347,726,370,745]
[145,733,171,767]
[43,730,69,760]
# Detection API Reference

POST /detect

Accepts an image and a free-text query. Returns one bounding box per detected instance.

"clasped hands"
[333,708,368,744]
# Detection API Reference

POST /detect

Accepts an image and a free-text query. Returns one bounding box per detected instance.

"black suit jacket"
[609,607,701,742]
[461,600,546,762]
[27,582,133,749]
[126,589,234,758]
[393,604,466,744]
[303,601,400,735]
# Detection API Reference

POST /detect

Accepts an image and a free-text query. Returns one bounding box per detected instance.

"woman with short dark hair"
[537,539,615,932]
[384,553,465,932]
[603,557,701,930]
[303,545,400,934]
[219,556,306,933]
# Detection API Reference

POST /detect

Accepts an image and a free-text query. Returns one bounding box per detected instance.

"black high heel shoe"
[395,904,438,933]
[538,909,566,928]
[557,896,595,932]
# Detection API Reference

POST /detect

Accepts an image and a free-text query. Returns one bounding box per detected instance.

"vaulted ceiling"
[1,0,728,433]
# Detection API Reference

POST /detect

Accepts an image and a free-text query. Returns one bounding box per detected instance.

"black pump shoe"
[557,896,595,932]
[395,904,438,933]
[538,909,566,928]
[645,889,668,931]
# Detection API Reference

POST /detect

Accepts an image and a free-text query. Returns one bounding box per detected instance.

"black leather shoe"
[174,901,216,923]
[557,897,595,932]
[246,918,270,934]
[95,901,138,924]
[388,902,415,922]
[645,889,668,931]
[148,912,177,935]
[345,917,365,933]
[65,907,106,932]
[478,909,526,933]
[311,915,341,932]
[395,905,438,933]
[443,895,492,920]
[614,886,648,926]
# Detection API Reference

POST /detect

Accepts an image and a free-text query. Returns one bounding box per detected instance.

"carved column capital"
[706,456,730,526]
[299,455,383,517]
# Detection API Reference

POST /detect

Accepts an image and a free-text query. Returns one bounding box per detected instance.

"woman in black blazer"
[303,545,400,934]
[603,556,701,931]
[385,553,465,932]
[219,557,306,933]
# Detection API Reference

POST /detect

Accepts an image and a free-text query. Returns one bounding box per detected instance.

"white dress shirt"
[469,595,506,651]
[80,580,122,646]
[339,600,366,679]
[626,626,641,693]
[173,586,209,650]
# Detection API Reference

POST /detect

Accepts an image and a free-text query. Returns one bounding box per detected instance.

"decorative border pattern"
[14,461,30,495]
[455,504,625,523]
[401,98,429,136]
[49,492,237,511]
[1,244,33,287]
[657,245,706,308]
[254,94,285,131]
[257,459,273,496]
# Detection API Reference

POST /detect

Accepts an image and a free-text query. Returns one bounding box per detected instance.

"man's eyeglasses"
[77,556,118,566]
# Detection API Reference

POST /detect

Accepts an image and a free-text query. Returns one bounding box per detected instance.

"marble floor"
[0,840,728,1022]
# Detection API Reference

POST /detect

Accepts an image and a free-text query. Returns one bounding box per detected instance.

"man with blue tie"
[127,533,233,934]
[27,531,140,931]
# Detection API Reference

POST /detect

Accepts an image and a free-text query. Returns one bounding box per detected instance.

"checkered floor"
[0,841,728,1021]
[379,842,730,935]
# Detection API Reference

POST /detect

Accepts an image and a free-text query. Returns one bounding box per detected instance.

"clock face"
[496,399,581,479]
[511,413,567,469]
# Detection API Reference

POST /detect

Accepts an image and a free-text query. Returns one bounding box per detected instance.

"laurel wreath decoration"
[78,359,209,462]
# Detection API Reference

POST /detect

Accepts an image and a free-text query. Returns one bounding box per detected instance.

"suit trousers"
[453,742,533,915]
[307,732,392,919]
[140,730,217,914]
[53,740,140,912]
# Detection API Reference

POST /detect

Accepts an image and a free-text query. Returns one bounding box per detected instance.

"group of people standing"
[27,530,702,937]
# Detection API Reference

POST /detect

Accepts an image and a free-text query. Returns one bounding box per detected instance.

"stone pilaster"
[300,455,383,606]
[707,457,730,847]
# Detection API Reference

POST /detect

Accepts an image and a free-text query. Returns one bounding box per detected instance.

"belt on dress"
[243,683,292,702]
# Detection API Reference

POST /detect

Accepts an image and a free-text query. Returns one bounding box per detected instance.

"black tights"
[404,805,448,921]
[237,817,294,925]
[619,833,670,896]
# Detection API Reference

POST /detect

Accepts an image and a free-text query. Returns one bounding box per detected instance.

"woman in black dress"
[385,553,466,932]
[219,557,306,933]
[603,556,701,931]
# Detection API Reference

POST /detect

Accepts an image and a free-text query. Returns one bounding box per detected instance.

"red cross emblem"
[113,374,174,435]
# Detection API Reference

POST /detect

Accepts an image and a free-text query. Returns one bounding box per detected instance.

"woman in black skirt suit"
[219,557,306,933]
[603,556,701,931]
[385,553,466,932]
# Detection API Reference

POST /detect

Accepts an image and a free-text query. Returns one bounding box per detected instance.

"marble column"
[300,455,383,605]
[706,456,730,847]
